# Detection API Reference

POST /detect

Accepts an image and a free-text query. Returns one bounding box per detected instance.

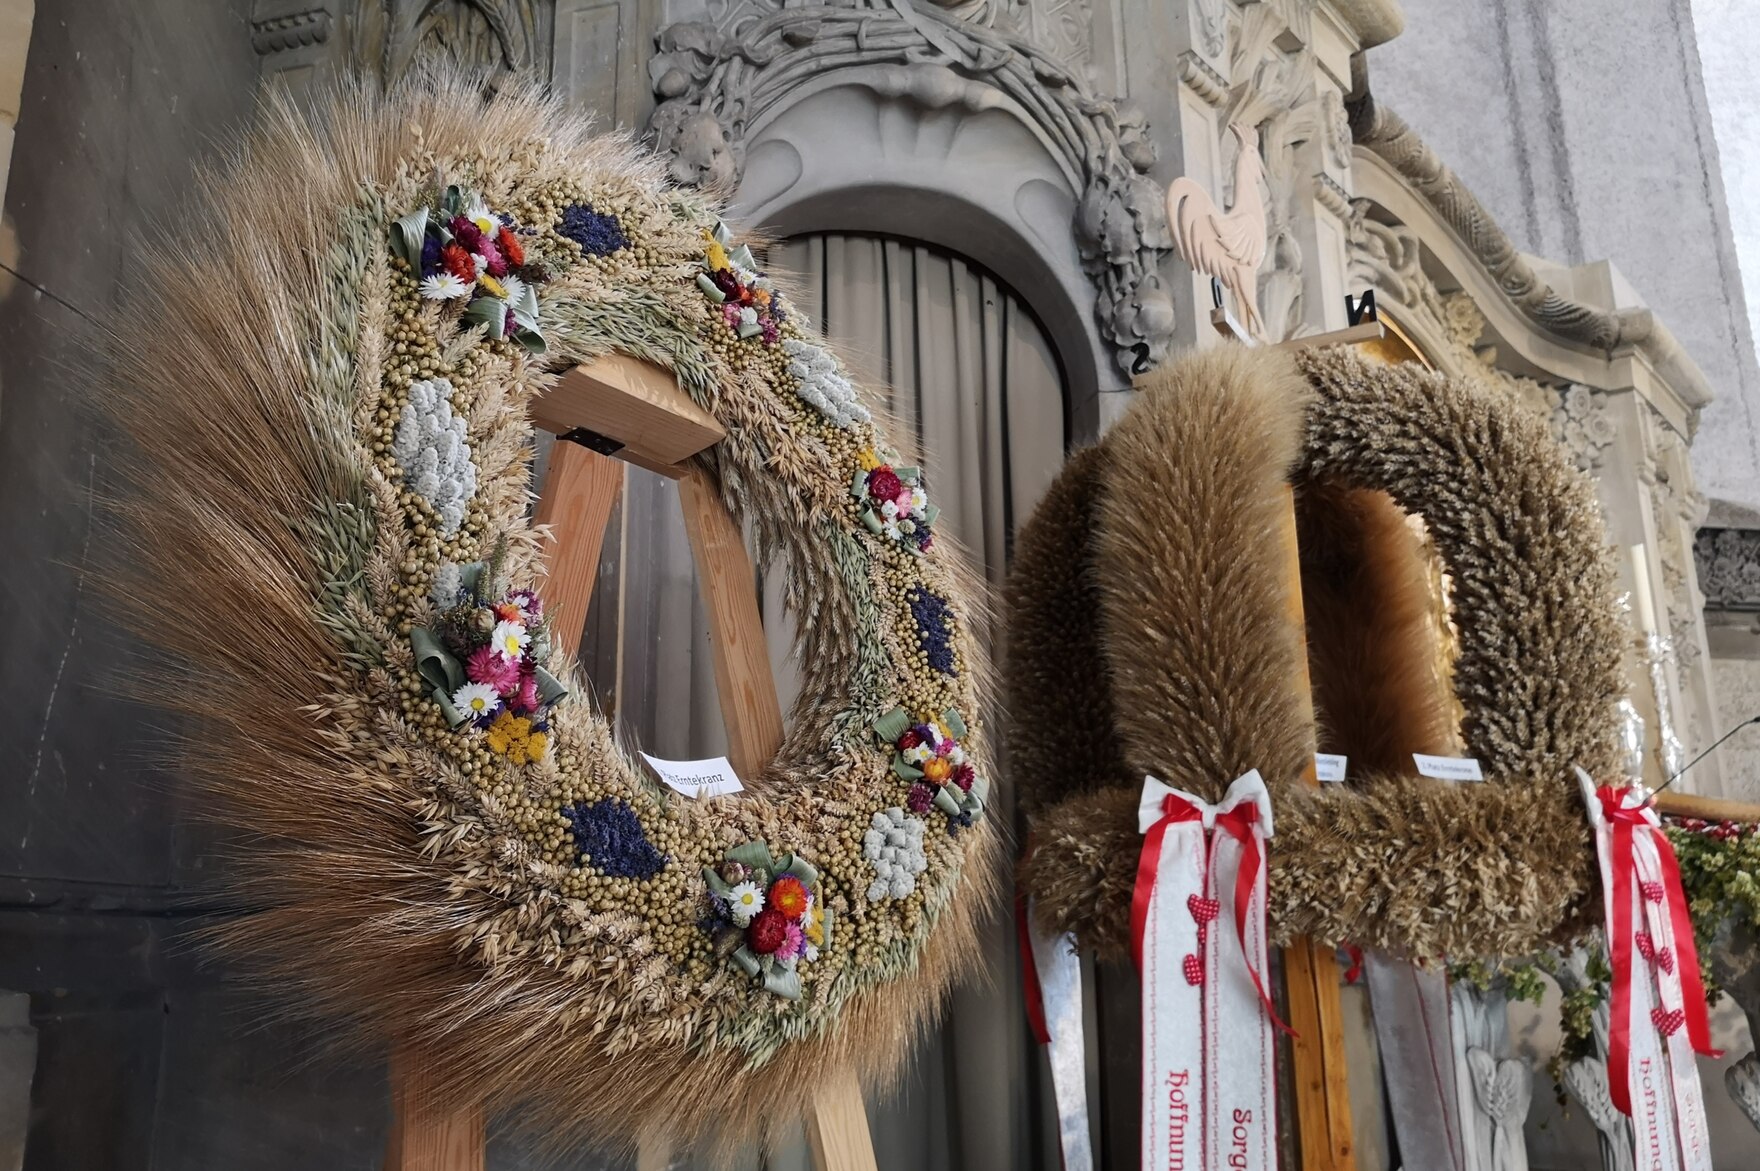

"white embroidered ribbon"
[1022,898,1094,1171]
[1134,771,1279,1171]
[1578,768,1717,1171]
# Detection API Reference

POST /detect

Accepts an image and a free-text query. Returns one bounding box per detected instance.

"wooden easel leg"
[534,439,625,661]
[384,1047,485,1171]
[1271,484,1358,1171]
[675,464,880,1171]
[806,1066,880,1171]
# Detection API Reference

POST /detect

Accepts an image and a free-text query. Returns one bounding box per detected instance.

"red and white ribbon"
[1133,770,1287,1171]
[1578,768,1720,1171]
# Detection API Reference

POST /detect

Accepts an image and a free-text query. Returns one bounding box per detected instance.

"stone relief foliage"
[647,0,1178,374]
[354,0,546,86]
[1696,528,1760,611]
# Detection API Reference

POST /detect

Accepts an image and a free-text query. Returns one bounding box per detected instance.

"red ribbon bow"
[1132,791,1294,1036]
[1597,785,1720,1117]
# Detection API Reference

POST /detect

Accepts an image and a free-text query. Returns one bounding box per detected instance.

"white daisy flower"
[419,272,472,301]
[727,881,764,926]
[490,620,530,659]
[947,745,965,766]
[882,520,902,541]
[909,487,927,512]
[805,942,820,962]
[498,273,527,308]
[452,681,501,719]
[880,499,899,520]
[903,744,933,765]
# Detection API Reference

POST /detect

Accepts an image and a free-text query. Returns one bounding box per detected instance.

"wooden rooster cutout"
[1166,121,1269,339]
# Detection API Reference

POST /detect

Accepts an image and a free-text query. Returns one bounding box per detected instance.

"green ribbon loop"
[411,626,464,695]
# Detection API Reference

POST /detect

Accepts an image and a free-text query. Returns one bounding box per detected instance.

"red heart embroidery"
[1657,947,1676,975]
[1183,954,1204,986]
[1651,1006,1685,1037]
[1188,895,1221,926]
[1636,932,1656,961]
[1196,922,1208,946]
[1640,881,1666,904]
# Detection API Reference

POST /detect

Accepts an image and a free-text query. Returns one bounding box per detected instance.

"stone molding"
[1348,86,1712,420]
[646,0,1176,375]
[1696,527,1760,613]
[250,5,333,55]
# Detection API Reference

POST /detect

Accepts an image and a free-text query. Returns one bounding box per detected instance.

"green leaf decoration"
[730,945,760,977]
[702,866,732,899]
[725,841,776,874]
[410,626,464,695]
[458,560,486,599]
[891,759,925,780]
[533,665,568,706]
[873,708,911,743]
[463,296,509,340]
[390,206,429,270]
[762,966,802,1000]
[695,273,727,302]
[781,855,818,889]
[431,687,468,730]
[933,787,962,817]
[941,709,967,739]
[712,221,733,247]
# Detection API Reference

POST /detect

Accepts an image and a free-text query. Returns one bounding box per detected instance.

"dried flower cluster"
[103,72,998,1154]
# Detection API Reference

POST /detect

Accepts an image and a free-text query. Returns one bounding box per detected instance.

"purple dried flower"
[908,587,956,676]
[558,204,629,256]
[906,782,934,814]
[563,799,667,878]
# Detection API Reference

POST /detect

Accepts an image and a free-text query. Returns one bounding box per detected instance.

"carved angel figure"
[1165,121,1269,339]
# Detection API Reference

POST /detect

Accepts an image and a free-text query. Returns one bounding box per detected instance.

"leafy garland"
[109,78,999,1146]
[1457,815,1760,1102]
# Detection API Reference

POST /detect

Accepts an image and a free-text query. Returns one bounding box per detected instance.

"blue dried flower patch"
[558,204,629,256]
[563,798,667,878]
[907,586,957,676]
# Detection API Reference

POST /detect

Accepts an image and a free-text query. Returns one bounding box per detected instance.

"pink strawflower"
[481,238,508,277]
[779,921,806,961]
[467,645,520,694]
[511,665,541,714]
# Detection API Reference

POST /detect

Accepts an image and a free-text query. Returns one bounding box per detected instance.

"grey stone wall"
[0,3,390,1168]
[1369,0,1760,514]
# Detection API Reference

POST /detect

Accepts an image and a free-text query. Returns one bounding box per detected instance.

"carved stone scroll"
[646,0,1176,374]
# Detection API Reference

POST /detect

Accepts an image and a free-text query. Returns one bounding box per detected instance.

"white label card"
[1413,753,1485,782]
[640,753,745,799]
[1315,754,1348,783]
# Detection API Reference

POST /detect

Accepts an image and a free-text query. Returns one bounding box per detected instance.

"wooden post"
[533,441,624,661]
[384,1047,484,1171]
[382,353,879,1171]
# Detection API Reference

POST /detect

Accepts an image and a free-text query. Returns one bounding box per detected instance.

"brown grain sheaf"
[95,71,999,1162]
[1013,345,1624,964]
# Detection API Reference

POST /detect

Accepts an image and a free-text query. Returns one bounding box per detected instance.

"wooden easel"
[1212,303,1390,1171]
[383,354,879,1171]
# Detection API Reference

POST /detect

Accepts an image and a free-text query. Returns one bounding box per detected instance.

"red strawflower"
[953,763,976,792]
[768,875,808,920]
[496,226,525,268]
[747,908,787,955]
[897,729,923,750]
[867,468,904,504]
[441,242,476,283]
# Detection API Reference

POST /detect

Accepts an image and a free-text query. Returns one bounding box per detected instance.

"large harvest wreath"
[104,76,998,1147]
[1011,345,1626,962]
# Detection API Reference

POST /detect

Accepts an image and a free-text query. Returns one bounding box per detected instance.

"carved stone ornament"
[1451,979,1534,1171]
[1695,527,1760,612]
[646,0,1177,374]
[251,5,334,55]
[1551,384,1618,473]
[1709,920,1760,1135]
[1555,943,1635,1171]
[361,0,544,87]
